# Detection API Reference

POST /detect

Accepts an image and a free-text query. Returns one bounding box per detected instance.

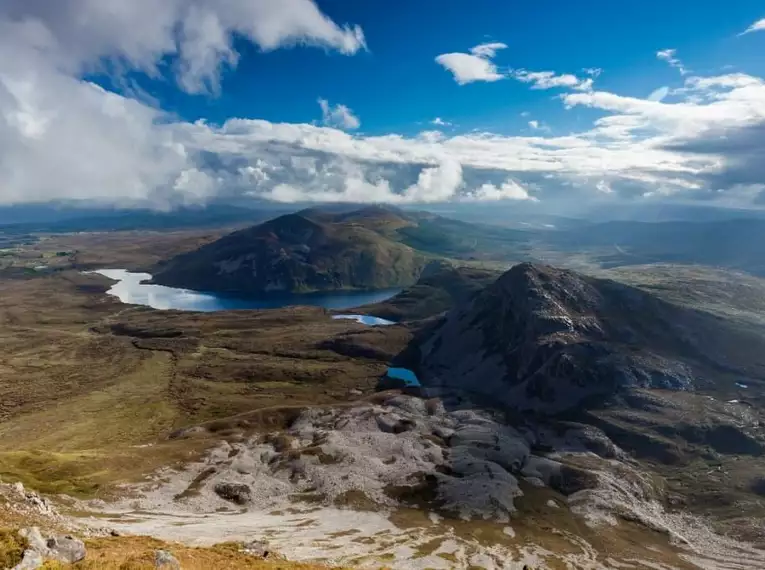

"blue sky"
[102,0,765,135]
[1,1,765,209]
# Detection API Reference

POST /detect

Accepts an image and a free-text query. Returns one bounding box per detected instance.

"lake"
[92,269,401,312]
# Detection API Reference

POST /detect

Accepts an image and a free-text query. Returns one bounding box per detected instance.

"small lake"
[92,269,401,312]
[332,314,395,326]
[386,367,421,386]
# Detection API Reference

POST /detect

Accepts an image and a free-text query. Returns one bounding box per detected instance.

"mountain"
[151,206,525,295]
[354,260,503,320]
[152,207,430,294]
[412,262,765,413]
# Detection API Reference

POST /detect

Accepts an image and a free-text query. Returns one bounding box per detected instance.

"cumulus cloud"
[435,42,507,85]
[739,18,765,36]
[513,69,593,91]
[318,99,360,130]
[465,180,536,201]
[2,2,765,208]
[432,117,451,127]
[657,48,689,76]
[0,0,365,207]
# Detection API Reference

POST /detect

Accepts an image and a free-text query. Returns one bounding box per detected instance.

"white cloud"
[1,0,365,96]
[583,67,603,78]
[435,42,507,85]
[432,117,451,126]
[529,120,540,129]
[657,48,689,76]
[469,42,508,58]
[318,98,360,130]
[2,2,765,208]
[648,86,670,102]
[739,18,765,36]
[465,180,536,201]
[513,69,593,91]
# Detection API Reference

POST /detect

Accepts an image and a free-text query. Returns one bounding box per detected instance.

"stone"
[12,549,43,570]
[45,535,87,563]
[242,539,271,558]
[213,482,252,505]
[349,389,363,396]
[17,527,86,565]
[155,549,181,569]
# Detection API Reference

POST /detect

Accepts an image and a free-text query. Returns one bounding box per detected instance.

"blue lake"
[386,367,421,386]
[93,269,401,312]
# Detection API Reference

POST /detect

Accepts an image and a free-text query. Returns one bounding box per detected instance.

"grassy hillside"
[0,269,410,497]
[152,209,430,295]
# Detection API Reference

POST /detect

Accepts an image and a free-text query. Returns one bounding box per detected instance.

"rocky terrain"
[3,227,765,568]
[411,263,765,412]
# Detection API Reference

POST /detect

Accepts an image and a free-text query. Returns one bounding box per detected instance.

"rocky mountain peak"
[416,263,697,413]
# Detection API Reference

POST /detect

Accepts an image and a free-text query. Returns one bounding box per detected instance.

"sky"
[1,1,765,210]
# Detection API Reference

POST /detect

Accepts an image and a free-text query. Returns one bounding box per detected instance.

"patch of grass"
[0,528,27,568]
[3,533,348,570]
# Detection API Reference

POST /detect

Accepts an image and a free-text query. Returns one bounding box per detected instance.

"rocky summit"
[415,263,765,413]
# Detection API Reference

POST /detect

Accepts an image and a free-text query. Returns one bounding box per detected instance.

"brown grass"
[0,241,411,498]
[0,532,347,570]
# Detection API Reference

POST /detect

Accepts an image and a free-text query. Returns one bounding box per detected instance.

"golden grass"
[0,532,348,570]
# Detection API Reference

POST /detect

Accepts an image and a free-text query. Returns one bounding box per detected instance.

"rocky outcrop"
[120,393,622,522]
[154,549,181,568]
[15,527,86,568]
[414,263,719,413]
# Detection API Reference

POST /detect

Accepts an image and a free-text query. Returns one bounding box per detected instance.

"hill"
[152,208,429,294]
[412,262,765,412]
[151,206,522,295]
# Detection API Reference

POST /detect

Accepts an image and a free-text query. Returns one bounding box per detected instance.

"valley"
[1,209,765,569]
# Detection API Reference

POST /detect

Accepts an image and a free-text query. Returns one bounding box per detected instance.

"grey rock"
[213,482,252,505]
[18,527,86,564]
[242,539,271,558]
[12,549,43,570]
[523,476,546,488]
[45,535,87,563]
[155,549,181,568]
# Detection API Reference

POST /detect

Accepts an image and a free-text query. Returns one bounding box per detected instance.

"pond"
[385,367,421,387]
[92,269,401,312]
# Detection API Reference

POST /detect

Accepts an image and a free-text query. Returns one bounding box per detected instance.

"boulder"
[17,527,86,565]
[12,550,43,570]
[155,549,181,569]
[213,482,252,505]
[242,539,271,558]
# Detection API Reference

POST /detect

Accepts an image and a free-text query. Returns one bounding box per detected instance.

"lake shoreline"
[90,269,402,313]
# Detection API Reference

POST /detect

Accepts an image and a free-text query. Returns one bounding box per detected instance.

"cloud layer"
[1,2,765,208]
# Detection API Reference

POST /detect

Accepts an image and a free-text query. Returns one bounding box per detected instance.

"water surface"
[332,314,395,326]
[385,367,421,386]
[93,269,401,312]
